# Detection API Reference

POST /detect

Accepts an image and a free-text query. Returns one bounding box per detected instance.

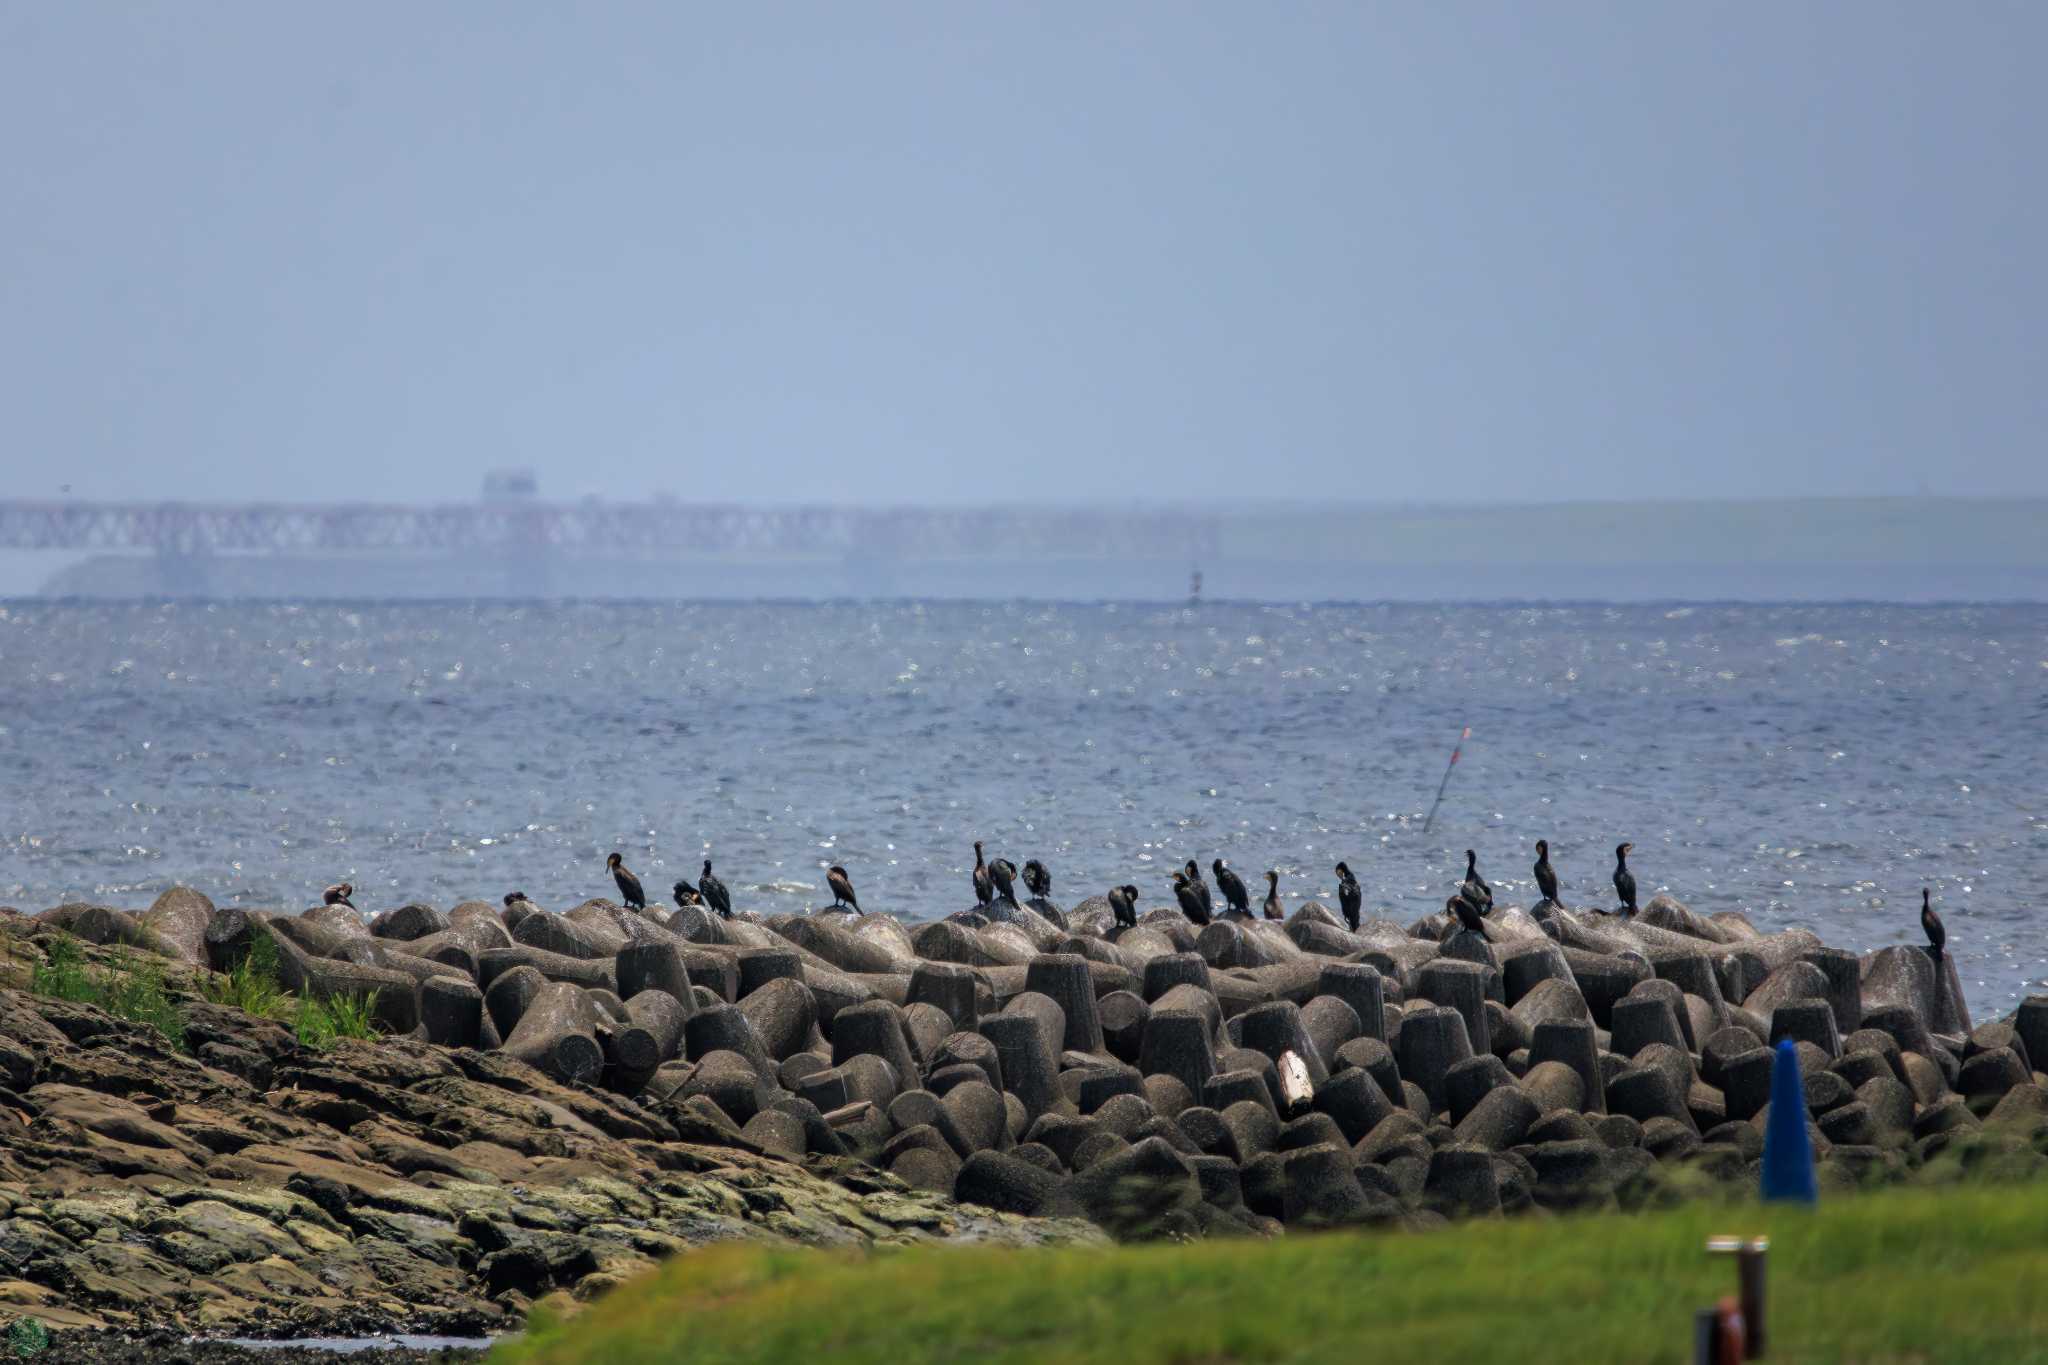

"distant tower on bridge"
[1189,568,1203,604]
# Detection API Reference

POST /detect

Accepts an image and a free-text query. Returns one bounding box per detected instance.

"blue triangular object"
[1761,1038,1818,1203]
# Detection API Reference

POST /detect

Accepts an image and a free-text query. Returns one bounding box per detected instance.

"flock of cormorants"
[319,837,1950,953]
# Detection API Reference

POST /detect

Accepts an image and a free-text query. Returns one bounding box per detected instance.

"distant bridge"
[0,499,1221,560]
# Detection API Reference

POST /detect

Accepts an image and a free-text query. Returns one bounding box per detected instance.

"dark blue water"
[2,601,2043,1013]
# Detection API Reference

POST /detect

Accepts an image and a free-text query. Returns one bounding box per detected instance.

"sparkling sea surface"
[2,600,2043,1015]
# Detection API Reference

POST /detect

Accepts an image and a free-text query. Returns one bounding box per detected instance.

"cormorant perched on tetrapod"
[671,879,702,908]
[971,842,994,907]
[1172,872,1211,926]
[1022,859,1051,899]
[826,865,862,914]
[1107,884,1138,930]
[1921,888,1945,959]
[1334,862,1362,932]
[1182,860,1215,919]
[698,860,731,919]
[1262,870,1283,921]
[606,853,646,910]
[1612,843,1638,916]
[1533,840,1561,906]
[1459,849,1493,916]
[1448,893,1488,939]
[502,891,531,911]
[322,882,355,910]
[990,856,1019,904]
[1212,860,1251,915]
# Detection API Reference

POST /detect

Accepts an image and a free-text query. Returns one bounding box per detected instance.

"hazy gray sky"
[1,3,2042,507]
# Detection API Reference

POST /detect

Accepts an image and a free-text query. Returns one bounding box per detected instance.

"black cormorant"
[1448,893,1488,939]
[606,853,646,910]
[1213,860,1251,915]
[322,882,355,910]
[1334,862,1362,932]
[1107,884,1137,929]
[1533,840,1561,906]
[1460,849,1493,917]
[502,891,529,910]
[1613,843,1637,916]
[1922,888,1945,959]
[1182,860,1214,919]
[1262,870,1283,921]
[699,860,732,919]
[671,879,702,908]
[1172,872,1211,926]
[990,857,1019,905]
[827,865,862,915]
[1022,859,1051,899]
[971,842,994,907]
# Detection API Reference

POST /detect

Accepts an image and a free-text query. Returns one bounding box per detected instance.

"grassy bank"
[493,1179,2048,1365]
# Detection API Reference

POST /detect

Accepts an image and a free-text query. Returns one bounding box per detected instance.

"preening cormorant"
[827,865,862,915]
[1533,840,1560,906]
[971,842,994,907]
[990,857,1019,905]
[1921,888,1945,959]
[1613,843,1638,916]
[1107,884,1138,929]
[1213,860,1251,915]
[1448,893,1488,939]
[606,853,646,910]
[1459,849,1493,917]
[671,879,702,908]
[1022,859,1051,899]
[1334,862,1362,933]
[502,891,529,910]
[1172,872,1211,926]
[322,882,355,910]
[698,860,732,919]
[1182,861,1215,920]
[1262,870,1283,921]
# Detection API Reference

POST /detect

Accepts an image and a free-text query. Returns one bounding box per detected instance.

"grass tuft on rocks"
[492,1178,2048,1365]
[30,934,186,1048]
[294,990,381,1051]
[199,931,291,1021]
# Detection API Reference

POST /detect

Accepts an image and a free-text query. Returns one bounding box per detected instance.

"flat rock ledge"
[0,984,1095,1340]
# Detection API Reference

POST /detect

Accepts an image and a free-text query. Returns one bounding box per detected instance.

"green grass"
[292,990,381,1051]
[31,934,185,1048]
[199,931,292,1021]
[491,1179,2048,1365]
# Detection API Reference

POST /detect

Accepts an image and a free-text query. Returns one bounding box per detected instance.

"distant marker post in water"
[1422,726,1471,835]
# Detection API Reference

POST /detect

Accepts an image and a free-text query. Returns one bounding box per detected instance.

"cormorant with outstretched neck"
[1448,893,1488,939]
[1459,849,1493,917]
[1334,862,1362,932]
[1213,860,1251,915]
[1533,840,1561,906]
[971,842,994,907]
[1613,843,1637,916]
[1172,872,1211,926]
[322,882,355,911]
[1182,860,1214,920]
[826,865,862,914]
[606,853,646,910]
[698,860,732,919]
[1022,859,1051,899]
[990,857,1019,904]
[671,879,702,908]
[1107,884,1138,930]
[1922,888,1945,959]
[1262,870,1283,921]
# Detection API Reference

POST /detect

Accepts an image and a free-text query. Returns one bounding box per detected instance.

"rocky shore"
[5,882,2048,1349]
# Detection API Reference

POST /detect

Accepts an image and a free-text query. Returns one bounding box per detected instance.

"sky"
[0,3,2043,509]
